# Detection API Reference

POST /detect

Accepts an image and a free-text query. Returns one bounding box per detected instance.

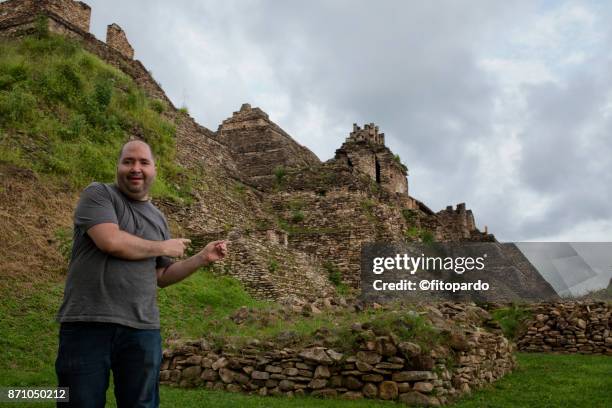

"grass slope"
[0,270,265,387]
[0,31,189,202]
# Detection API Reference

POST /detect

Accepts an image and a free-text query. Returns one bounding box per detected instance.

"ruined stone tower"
[0,0,91,36]
[334,123,409,195]
[0,0,134,61]
[216,103,320,189]
[106,23,133,59]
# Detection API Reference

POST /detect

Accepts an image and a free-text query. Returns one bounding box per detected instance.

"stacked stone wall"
[0,0,90,32]
[517,301,611,355]
[160,304,516,406]
[270,190,409,287]
[270,190,493,289]
[43,0,90,32]
[187,231,336,302]
[216,104,320,189]
[106,23,133,59]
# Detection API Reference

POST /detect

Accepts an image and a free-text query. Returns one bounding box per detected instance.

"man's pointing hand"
[162,238,191,258]
[198,240,228,265]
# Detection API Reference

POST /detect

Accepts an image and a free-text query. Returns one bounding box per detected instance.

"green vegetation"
[232,181,246,197]
[34,15,50,39]
[400,208,417,224]
[420,229,435,244]
[150,98,166,114]
[0,34,190,202]
[4,344,612,408]
[2,29,610,408]
[361,310,443,352]
[2,273,611,408]
[454,353,612,408]
[404,226,435,243]
[491,304,532,340]
[392,154,408,172]
[323,261,350,296]
[267,259,279,273]
[360,198,377,222]
[291,210,305,223]
[324,261,342,286]
[53,227,73,262]
[360,198,375,213]
[287,198,305,210]
[157,269,271,342]
[0,279,63,386]
[273,165,286,186]
[254,218,273,230]
[276,216,339,235]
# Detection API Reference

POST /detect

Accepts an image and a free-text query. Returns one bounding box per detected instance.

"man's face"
[116,141,156,200]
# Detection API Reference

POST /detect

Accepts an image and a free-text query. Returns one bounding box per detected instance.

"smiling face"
[116,140,156,201]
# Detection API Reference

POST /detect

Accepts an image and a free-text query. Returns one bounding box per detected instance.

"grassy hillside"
[0,31,189,202]
[0,268,278,385]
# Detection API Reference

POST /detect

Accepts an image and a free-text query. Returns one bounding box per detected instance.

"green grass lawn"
[68,353,612,407]
[1,270,611,407]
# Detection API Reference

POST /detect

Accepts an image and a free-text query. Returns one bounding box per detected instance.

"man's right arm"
[87,223,190,260]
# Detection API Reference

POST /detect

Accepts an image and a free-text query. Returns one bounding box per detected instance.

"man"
[55,140,227,407]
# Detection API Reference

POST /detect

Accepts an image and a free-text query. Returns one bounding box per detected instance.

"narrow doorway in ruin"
[375,157,381,184]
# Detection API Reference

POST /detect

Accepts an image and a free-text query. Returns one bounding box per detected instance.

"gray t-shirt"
[56,182,173,329]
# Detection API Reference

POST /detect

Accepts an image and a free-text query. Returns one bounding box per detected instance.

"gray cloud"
[84,0,612,242]
[515,55,612,239]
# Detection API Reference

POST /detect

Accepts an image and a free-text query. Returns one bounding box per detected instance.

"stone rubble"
[517,301,611,355]
[160,303,516,406]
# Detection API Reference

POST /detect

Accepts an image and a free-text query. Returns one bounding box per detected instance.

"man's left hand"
[198,240,228,265]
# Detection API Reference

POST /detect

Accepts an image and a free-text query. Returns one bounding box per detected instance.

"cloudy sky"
[85,0,612,242]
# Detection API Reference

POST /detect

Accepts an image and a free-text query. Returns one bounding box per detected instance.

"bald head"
[116,140,157,201]
[118,140,155,164]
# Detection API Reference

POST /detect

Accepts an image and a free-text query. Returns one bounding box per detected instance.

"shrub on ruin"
[291,210,304,223]
[274,165,286,185]
[150,98,165,113]
[268,260,279,273]
[492,304,531,340]
[401,208,417,224]
[420,229,435,244]
[35,15,49,39]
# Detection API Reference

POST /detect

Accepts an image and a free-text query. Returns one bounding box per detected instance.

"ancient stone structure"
[189,230,336,302]
[160,303,516,405]
[517,301,611,355]
[434,204,476,240]
[106,23,133,59]
[215,103,320,189]
[0,0,549,302]
[0,0,91,33]
[334,123,408,195]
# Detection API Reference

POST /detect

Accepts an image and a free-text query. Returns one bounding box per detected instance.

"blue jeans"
[55,322,162,408]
